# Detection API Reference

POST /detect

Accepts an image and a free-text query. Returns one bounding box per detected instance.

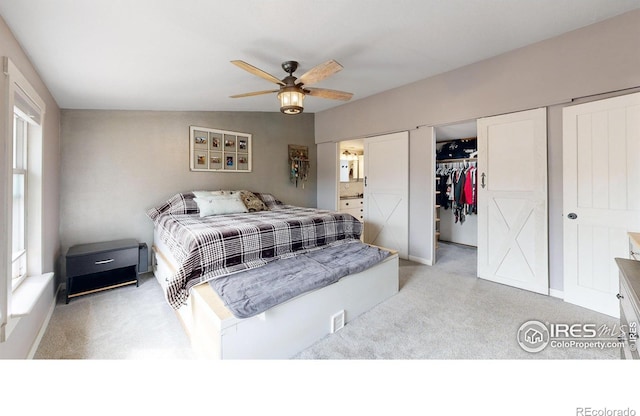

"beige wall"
[315,10,640,292]
[315,10,640,142]
[0,16,61,358]
[60,110,315,258]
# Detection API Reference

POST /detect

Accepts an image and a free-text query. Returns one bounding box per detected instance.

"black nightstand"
[65,239,139,304]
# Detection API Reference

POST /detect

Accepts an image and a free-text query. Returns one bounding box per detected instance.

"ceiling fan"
[229,59,353,115]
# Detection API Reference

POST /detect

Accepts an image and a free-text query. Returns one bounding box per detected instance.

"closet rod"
[436,157,477,163]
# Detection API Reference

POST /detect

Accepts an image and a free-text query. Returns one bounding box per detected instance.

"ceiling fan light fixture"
[230,59,351,113]
[278,86,305,115]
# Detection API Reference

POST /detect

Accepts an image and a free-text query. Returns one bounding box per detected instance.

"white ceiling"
[1,0,638,113]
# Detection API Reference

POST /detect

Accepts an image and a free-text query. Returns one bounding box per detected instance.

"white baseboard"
[27,283,60,359]
[549,288,564,299]
[408,255,432,266]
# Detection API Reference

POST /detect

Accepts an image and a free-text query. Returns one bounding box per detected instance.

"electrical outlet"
[330,310,345,333]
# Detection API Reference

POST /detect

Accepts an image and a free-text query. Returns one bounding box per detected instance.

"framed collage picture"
[189,126,252,172]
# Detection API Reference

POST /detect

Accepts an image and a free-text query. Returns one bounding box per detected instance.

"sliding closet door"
[477,108,549,294]
[563,92,640,318]
[364,131,409,258]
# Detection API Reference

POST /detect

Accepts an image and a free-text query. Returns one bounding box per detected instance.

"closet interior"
[434,121,478,254]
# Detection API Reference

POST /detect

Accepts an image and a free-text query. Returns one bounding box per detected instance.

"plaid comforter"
[152,205,362,308]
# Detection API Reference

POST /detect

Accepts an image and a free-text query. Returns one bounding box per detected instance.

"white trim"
[11,272,27,292]
[27,282,59,359]
[11,249,26,264]
[549,289,564,299]
[3,58,46,113]
[4,273,54,342]
[10,273,54,317]
[1,57,47,343]
[13,105,39,126]
[408,255,433,266]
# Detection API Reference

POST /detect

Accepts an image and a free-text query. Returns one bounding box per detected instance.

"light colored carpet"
[294,242,619,359]
[34,242,620,359]
[34,273,195,359]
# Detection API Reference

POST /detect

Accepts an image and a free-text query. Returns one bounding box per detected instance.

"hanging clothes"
[463,165,477,213]
[435,160,477,225]
[437,174,450,209]
[453,169,466,224]
[463,164,476,217]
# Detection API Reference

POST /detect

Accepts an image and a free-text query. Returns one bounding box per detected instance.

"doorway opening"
[338,139,365,199]
[431,108,549,295]
[434,120,478,271]
[337,139,365,224]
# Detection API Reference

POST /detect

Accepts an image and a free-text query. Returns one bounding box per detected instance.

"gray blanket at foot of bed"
[208,241,391,318]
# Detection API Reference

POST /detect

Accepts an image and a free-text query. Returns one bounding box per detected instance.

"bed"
[148,190,399,359]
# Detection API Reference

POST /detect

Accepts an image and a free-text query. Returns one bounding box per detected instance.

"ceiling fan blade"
[304,87,353,101]
[231,60,285,86]
[297,60,343,86]
[229,89,279,98]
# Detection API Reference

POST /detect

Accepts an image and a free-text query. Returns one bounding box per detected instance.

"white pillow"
[194,194,248,217]
[192,190,226,198]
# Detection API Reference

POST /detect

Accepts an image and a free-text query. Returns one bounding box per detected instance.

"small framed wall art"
[189,126,252,172]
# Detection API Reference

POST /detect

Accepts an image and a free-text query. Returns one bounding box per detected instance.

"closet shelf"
[436,157,477,163]
[436,137,476,145]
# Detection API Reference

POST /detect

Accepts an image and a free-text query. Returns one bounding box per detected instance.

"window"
[1,57,46,342]
[12,111,28,288]
[8,88,42,292]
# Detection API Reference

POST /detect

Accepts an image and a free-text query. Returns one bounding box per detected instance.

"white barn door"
[477,108,549,294]
[364,131,409,258]
[563,92,640,318]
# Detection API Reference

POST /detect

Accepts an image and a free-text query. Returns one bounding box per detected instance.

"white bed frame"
[152,242,399,359]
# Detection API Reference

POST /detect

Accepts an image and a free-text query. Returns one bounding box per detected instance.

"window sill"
[10,272,54,317]
[12,273,27,291]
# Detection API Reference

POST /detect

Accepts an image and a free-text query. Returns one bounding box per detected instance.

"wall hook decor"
[288,144,309,188]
